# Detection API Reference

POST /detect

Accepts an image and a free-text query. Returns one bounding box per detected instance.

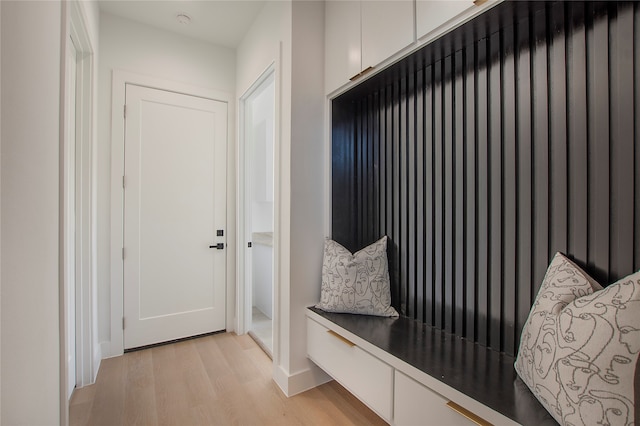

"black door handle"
[209,243,224,249]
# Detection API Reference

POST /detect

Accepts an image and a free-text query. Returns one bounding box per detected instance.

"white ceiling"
[98,1,266,48]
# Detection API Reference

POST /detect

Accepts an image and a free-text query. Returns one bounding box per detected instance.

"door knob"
[209,243,224,249]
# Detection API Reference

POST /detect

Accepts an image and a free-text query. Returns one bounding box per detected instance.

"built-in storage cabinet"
[324,1,361,95]
[325,0,503,95]
[416,0,475,41]
[307,316,393,422]
[324,0,414,94]
[307,309,524,425]
[394,371,474,426]
[360,1,414,80]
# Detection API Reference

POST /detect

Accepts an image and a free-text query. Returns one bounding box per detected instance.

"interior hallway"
[70,332,386,426]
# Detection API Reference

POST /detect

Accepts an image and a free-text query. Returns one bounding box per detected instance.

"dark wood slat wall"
[331,1,640,356]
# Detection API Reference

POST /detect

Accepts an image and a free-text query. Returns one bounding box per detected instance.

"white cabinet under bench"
[306,307,556,426]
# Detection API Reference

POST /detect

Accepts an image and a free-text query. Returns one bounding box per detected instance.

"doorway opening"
[239,68,275,356]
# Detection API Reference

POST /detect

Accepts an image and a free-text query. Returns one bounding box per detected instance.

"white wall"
[1,1,63,424]
[237,0,327,396]
[287,0,326,384]
[98,13,236,356]
[236,2,290,100]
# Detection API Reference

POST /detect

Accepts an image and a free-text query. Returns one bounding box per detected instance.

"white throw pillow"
[316,236,399,317]
[515,252,640,425]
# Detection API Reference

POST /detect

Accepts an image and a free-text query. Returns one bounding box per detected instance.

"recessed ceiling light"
[176,13,192,25]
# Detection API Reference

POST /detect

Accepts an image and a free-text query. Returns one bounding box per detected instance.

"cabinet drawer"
[394,371,479,426]
[307,318,393,421]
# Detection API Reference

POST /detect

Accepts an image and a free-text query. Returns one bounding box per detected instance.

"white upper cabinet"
[416,0,476,41]
[325,1,362,95]
[325,0,500,95]
[361,0,414,76]
[325,0,414,95]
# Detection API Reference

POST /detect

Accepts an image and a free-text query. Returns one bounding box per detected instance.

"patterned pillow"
[316,236,398,317]
[515,252,640,425]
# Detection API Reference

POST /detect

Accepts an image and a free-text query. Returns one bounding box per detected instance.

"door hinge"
[122,317,125,330]
[124,104,126,119]
[122,176,125,189]
[122,247,125,260]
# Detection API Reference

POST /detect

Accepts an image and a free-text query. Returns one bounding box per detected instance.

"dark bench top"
[308,307,557,426]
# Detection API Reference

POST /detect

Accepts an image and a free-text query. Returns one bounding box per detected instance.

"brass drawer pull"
[349,66,375,81]
[446,401,492,426]
[327,330,356,347]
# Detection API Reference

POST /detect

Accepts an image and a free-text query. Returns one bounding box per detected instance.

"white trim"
[59,4,71,423]
[272,41,283,370]
[60,4,96,421]
[69,0,96,390]
[324,96,332,237]
[107,70,235,357]
[237,63,276,336]
[272,363,332,397]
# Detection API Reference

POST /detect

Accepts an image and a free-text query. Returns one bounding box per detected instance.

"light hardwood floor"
[70,332,387,426]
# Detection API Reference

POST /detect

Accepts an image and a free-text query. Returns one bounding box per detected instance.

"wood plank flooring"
[70,332,387,426]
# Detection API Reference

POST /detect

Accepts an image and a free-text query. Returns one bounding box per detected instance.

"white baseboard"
[273,362,332,397]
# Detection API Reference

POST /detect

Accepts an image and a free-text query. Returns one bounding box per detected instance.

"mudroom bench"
[306,307,556,426]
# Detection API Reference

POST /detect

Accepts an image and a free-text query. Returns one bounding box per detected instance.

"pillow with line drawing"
[514,252,640,426]
[315,236,398,317]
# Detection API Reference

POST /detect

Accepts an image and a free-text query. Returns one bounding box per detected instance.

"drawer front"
[394,371,478,426]
[307,318,393,421]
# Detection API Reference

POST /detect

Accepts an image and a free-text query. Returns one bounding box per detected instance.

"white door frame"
[69,2,95,389]
[107,71,235,357]
[237,64,275,335]
[61,0,95,421]
[64,31,77,401]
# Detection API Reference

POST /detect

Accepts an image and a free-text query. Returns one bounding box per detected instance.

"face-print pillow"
[515,252,640,425]
[315,236,398,317]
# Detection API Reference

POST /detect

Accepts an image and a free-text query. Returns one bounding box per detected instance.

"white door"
[123,84,227,349]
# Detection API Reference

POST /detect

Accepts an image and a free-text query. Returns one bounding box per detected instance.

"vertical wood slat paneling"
[416,67,425,324]
[549,2,569,257]
[444,54,454,334]
[488,30,502,352]
[332,1,640,355]
[568,2,588,263]
[434,60,444,329]
[502,23,517,355]
[610,2,635,281]
[515,14,533,340]
[454,50,465,337]
[476,38,489,348]
[587,1,610,284]
[531,5,550,313]
[464,44,477,342]
[425,65,435,327]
